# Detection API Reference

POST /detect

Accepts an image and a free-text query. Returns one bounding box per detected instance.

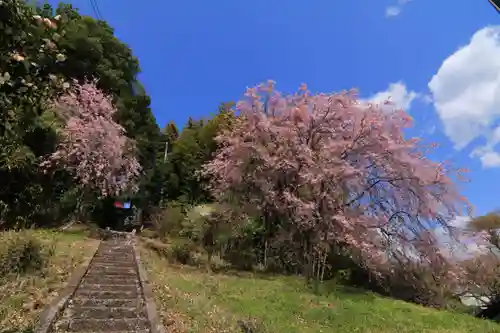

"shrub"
[143,238,171,257]
[332,268,352,284]
[142,237,198,265]
[0,231,47,278]
[222,238,257,271]
[170,239,197,265]
[72,223,103,240]
[374,263,459,309]
[140,229,158,239]
[150,202,186,239]
[237,319,268,333]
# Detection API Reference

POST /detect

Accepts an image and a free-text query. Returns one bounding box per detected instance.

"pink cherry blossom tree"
[42,81,141,199]
[201,80,471,278]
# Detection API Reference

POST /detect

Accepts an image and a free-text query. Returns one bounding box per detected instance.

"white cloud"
[367,81,419,112]
[385,6,401,17]
[433,215,469,242]
[470,125,500,167]
[385,0,411,18]
[428,26,500,168]
[471,148,500,168]
[426,124,436,135]
[420,94,433,104]
[433,216,489,259]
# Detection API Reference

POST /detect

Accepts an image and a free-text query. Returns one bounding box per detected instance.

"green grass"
[141,243,500,333]
[0,229,99,333]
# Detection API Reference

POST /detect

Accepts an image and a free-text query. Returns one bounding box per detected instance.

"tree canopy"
[0,0,160,228]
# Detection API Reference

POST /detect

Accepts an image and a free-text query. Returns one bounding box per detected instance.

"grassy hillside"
[2,229,498,333]
[0,229,99,332]
[141,241,500,333]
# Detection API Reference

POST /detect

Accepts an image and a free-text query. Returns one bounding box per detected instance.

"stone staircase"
[48,238,154,333]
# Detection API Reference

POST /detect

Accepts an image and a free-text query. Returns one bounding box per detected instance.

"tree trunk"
[264,239,268,268]
[320,250,327,282]
[207,248,213,273]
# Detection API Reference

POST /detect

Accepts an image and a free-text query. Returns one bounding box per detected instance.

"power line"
[89,0,104,20]
[490,0,500,13]
[91,0,103,20]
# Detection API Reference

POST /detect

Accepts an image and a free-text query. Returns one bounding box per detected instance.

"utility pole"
[163,141,168,162]
[160,141,169,207]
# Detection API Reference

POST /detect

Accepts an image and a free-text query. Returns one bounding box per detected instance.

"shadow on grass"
[306,280,378,302]
[237,318,269,333]
[0,328,33,333]
[211,265,379,305]
[166,257,379,304]
[211,266,279,281]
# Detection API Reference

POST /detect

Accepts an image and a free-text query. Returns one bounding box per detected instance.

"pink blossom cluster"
[41,81,141,197]
[202,80,470,272]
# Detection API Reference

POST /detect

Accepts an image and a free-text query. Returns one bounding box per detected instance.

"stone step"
[65,331,149,333]
[96,247,134,251]
[92,256,135,262]
[88,265,136,271]
[97,248,134,253]
[68,306,147,319]
[101,236,133,239]
[94,250,134,255]
[94,250,133,253]
[88,269,137,277]
[94,250,131,254]
[85,267,137,275]
[94,249,134,253]
[85,267,138,279]
[62,317,149,332]
[82,276,138,284]
[97,242,131,245]
[84,271,137,279]
[90,259,136,266]
[78,283,138,292]
[43,238,158,333]
[70,297,143,308]
[89,264,136,270]
[98,246,134,251]
[91,260,135,265]
[74,289,138,299]
[96,250,134,255]
[97,243,132,246]
[100,239,134,243]
[81,276,138,285]
[93,252,134,257]
[89,265,137,273]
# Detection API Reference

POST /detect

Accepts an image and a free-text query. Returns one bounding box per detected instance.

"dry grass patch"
[141,241,500,333]
[0,229,99,333]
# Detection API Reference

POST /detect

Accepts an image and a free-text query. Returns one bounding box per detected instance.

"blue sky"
[48,0,500,220]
